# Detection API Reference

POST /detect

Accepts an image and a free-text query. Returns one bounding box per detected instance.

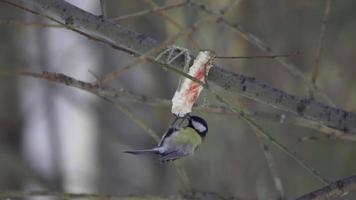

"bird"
[124,115,208,162]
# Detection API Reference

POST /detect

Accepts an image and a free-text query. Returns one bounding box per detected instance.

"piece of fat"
[171,50,215,117]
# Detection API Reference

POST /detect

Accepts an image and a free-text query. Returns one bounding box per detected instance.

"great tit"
[124,115,208,162]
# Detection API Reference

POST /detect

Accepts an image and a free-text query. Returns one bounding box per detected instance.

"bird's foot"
[155,45,191,72]
[170,113,191,128]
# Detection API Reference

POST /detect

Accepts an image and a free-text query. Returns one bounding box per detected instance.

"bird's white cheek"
[192,121,206,133]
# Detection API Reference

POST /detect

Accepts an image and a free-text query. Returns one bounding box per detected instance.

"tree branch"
[296,175,356,200]
[3,69,354,142]
[0,190,173,200]
[3,70,356,199]
[3,0,356,134]
[111,1,187,22]
[0,190,242,200]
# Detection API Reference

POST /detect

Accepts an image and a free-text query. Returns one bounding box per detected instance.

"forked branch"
[9,0,356,135]
[296,175,356,200]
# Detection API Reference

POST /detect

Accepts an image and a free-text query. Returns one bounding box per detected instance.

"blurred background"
[0,0,356,199]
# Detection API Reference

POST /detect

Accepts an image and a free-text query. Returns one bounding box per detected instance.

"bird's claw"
[170,113,191,128]
[155,45,191,72]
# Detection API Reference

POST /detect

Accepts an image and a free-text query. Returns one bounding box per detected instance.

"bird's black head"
[188,115,208,137]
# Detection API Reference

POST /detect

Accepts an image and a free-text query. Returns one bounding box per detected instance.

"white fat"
[171,51,214,117]
[192,121,206,133]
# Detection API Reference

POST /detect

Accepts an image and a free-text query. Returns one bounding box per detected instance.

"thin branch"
[144,55,332,184]
[0,190,170,200]
[219,0,242,16]
[207,88,330,185]
[0,20,62,28]
[2,69,355,142]
[298,135,335,143]
[99,18,210,84]
[143,0,183,29]
[311,0,332,85]
[0,69,192,189]
[216,0,286,194]
[102,98,192,190]
[189,1,336,107]
[0,68,329,184]
[99,0,106,17]
[216,52,299,59]
[104,97,160,142]
[250,112,356,142]
[248,124,286,198]
[0,0,138,56]
[143,0,201,50]
[0,68,329,195]
[18,0,356,134]
[111,1,187,21]
[262,144,285,199]
[2,0,347,195]
[0,190,242,200]
[292,117,356,142]
[4,0,356,136]
[296,175,356,200]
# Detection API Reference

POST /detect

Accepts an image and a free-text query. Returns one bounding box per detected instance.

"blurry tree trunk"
[21,16,63,191]
[0,6,23,190]
[21,1,100,192]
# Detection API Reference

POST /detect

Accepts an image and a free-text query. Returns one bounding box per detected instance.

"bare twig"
[0,20,62,28]
[4,0,356,137]
[99,18,211,84]
[102,91,192,189]
[99,0,106,17]
[298,135,334,143]
[0,190,242,200]
[0,190,169,200]
[0,0,138,56]
[17,0,356,134]
[2,0,350,196]
[248,127,286,198]
[103,98,192,190]
[0,70,192,189]
[216,52,299,59]
[292,117,356,142]
[105,97,160,142]
[143,0,201,50]
[189,1,336,107]
[216,0,286,194]
[159,49,328,184]
[311,0,332,86]
[219,0,242,16]
[262,144,285,199]
[296,175,356,200]
[112,1,187,21]
[2,69,355,142]
[0,69,328,196]
[143,0,183,30]
[0,64,329,184]
[208,88,330,185]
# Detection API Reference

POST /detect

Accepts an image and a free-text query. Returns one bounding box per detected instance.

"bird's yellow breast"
[171,127,202,147]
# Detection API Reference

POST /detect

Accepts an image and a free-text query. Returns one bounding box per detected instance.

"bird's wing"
[159,150,188,162]
[158,126,179,147]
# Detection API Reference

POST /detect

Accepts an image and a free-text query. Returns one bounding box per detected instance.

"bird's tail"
[124,148,160,155]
